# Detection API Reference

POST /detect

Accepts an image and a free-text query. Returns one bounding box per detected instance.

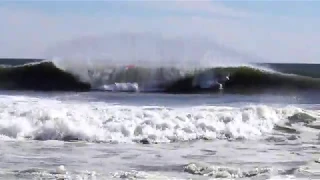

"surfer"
[194,72,230,90]
[214,73,230,90]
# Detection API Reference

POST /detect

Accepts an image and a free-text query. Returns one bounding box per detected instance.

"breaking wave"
[0,95,319,143]
[0,59,320,93]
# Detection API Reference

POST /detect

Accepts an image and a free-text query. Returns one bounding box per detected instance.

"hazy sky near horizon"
[0,1,319,63]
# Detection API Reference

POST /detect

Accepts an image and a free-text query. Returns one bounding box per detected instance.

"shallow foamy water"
[0,92,319,179]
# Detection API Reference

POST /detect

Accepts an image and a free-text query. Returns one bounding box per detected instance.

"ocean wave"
[0,95,318,143]
[165,66,320,93]
[1,59,320,93]
[0,61,90,91]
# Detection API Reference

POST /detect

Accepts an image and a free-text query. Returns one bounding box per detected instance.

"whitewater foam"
[99,82,140,92]
[0,95,315,143]
[3,165,97,180]
[183,162,274,178]
[110,170,181,180]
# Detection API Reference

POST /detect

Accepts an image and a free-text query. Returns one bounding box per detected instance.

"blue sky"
[0,1,319,63]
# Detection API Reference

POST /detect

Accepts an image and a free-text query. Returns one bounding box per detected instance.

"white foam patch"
[1,165,97,180]
[0,95,313,143]
[99,82,139,92]
[110,170,181,180]
[183,162,273,178]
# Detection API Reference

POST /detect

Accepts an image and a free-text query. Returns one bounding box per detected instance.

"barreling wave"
[165,66,320,93]
[0,59,320,93]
